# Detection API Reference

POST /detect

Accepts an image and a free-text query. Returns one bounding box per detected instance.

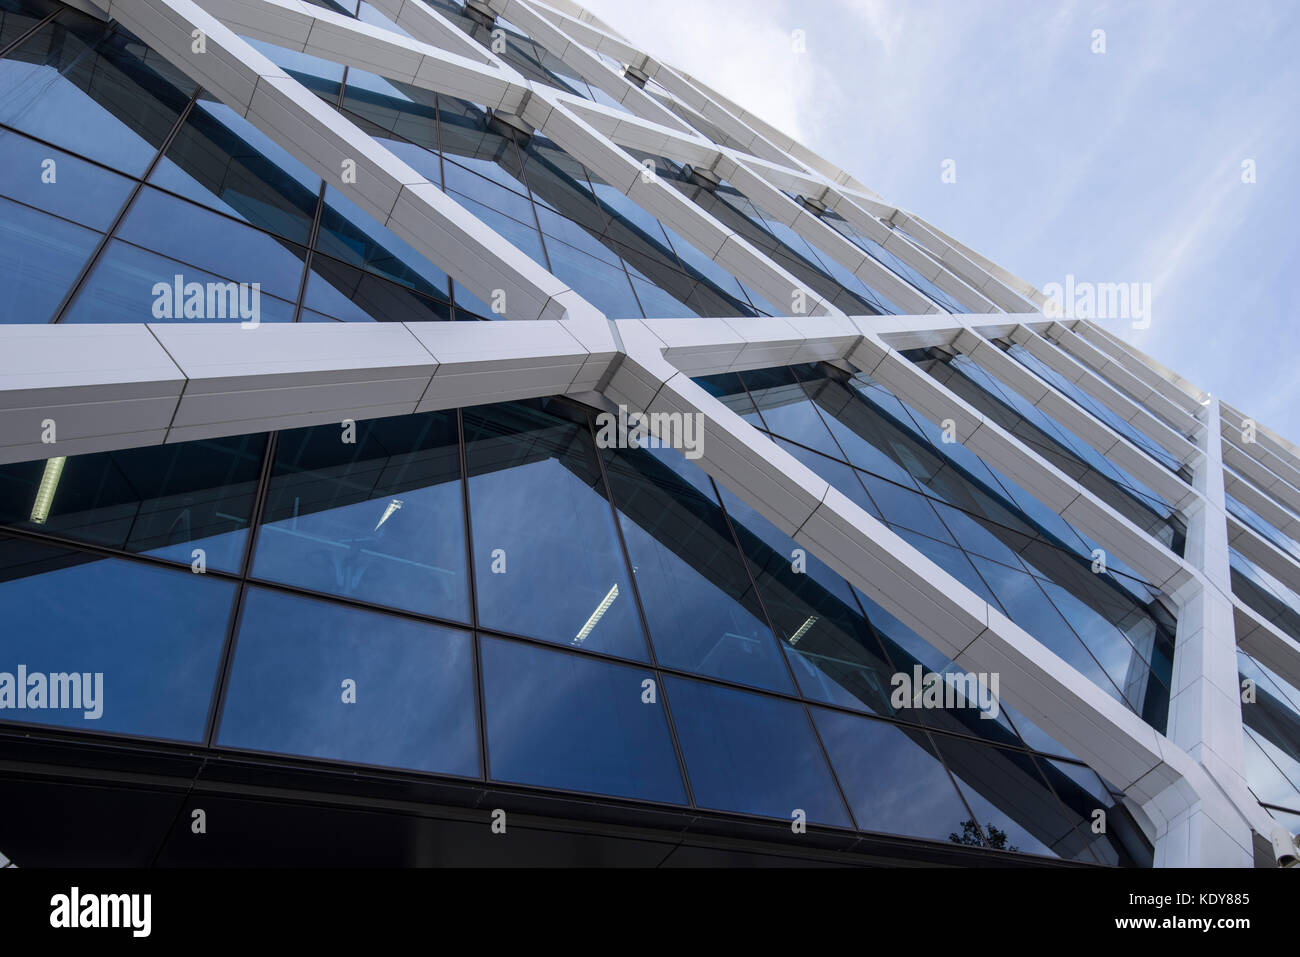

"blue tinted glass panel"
[0,434,265,572]
[316,186,451,300]
[0,538,233,740]
[464,400,647,660]
[218,588,478,775]
[0,130,134,230]
[934,735,1073,859]
[600,443,791,693]
[61,240,296,324]
[253,412,469,620]
[115,188,308,300]
[542,236,643,317]
[0,197,101,323]
[812,707,973,841]
[665,675,850,826]
[0,15,194,175]
[480,636,686,803]
[302,256,452,322]
[148,98,321,244]
[0,0,61,49]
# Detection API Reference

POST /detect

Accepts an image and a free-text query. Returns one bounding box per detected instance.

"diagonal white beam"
[954,325,1198,512]
[491,0,696,132]
[847,330,1196,596]
[1010,324,1200,466]
[1223,400,1300,477]
[519,89,845,318]
[603,317,1260,861]
[1233,597,1300,691]
[1045,322,1200,436]
[1220,418,1300,500]
[1222,436,1300,520]
[197,0,527,103]
[106,0,590,326]
[1073,321,1206,415]
[1229,514,1300,600]
[0,321,615,464]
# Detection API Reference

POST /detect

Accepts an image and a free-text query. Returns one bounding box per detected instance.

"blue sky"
[582,0,1300,440]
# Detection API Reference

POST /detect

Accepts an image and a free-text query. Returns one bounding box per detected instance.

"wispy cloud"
[578,0,1300,435]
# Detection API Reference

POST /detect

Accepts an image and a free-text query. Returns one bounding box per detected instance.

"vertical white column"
[1159,397,1254,865]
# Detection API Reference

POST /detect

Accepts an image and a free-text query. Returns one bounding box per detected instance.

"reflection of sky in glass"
[480,636,685,803]
[718,362,1174,730]
[0,548,232,740]
[665,675,850,827]
[253,414,470,621]
[466,416,646,660]
[219,587,478,776]
[814,708,975,842]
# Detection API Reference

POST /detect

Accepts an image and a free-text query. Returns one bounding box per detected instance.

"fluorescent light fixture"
[29,456,67,525]
[788,616,818,645]
[573,584,618,644]
[375,498,404,529]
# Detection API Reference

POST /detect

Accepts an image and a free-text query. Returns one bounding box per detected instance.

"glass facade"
[1239,649,1300,821]
[1231,547,1300,646]
[633,150,899,316]
[907,348,1186,553]
[0,3,775,326]
[1000,336,1188,479]
[8,0,1279,870]
[696,362,1179,732]
[0,393,1148,864]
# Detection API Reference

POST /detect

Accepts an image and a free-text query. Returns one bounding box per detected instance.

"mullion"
[583,408,698,809]
[201,430,279,749]
[0,2,62,60]
[289,65,351,321]
[703,471,858,830]
[50,88,201,323]
[0,397,1126,854]
[457,408,490,782]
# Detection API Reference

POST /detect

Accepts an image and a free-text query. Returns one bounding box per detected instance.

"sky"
[580,0,1300,440]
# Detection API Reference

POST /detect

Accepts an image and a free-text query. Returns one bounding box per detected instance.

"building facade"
[0,0,1296,867]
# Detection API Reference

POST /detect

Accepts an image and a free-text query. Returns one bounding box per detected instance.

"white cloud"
[580,0,841,144]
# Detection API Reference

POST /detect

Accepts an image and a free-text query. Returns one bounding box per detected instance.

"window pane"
[812,707,973,842]
[302,255,452,323]
[0,537,233,740]
[600,443,790,692]
[665,675,850,826]
[480,636,685,803]
[148,97,321,244]
[253,411,470,621]
[0,434,265,572]
[739,366,841,458]
[61,240,297,324]
[0,129,134,230]
[970,554,1126,706]
[0,0,62,50]
[0,14,194,176]
[542,237,643,318]
[315,186,451,302]
[115,188,308,301]
[463,400,647,660]
[0,197,100,323]
[218,588,478,775]
[933,734,1080,860]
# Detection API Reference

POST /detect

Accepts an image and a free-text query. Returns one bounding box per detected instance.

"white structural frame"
[2,0,1296,867]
